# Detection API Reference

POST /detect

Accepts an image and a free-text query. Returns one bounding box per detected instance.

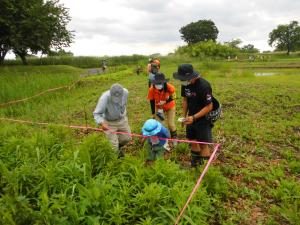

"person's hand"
[184,116,194,125]
[159,101,166,106]
[100,121,109,131]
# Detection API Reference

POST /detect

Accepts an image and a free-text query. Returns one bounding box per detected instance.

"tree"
[224,39,242,49]
[48,49,74,57]
[0,0,73,65]
[268,21,300,55]
[0,0,14,64]
[179,19,219,45]
[241,44,259,53]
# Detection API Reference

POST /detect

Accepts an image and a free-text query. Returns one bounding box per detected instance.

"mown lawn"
[0,61,299,224]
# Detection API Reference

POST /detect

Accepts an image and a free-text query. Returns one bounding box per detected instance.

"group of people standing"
[93,59,219,167]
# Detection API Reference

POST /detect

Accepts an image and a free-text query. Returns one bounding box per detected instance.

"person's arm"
[184,103,213,125]
[185,89,213,125]
[93,93,109,130]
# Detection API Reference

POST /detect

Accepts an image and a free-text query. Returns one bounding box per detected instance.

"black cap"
[173,64,199,81]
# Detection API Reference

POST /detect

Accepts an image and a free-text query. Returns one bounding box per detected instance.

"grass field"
[0,58,299,224]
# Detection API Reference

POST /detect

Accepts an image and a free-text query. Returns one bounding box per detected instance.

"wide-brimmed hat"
[110,83,124,103]
[151,73,169,84]
[173,64,199,81]
[142,119,162,136]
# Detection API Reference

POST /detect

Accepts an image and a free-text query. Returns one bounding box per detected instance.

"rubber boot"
[191,151,203,167]
[118,144,125,159]
[118,149,125,158]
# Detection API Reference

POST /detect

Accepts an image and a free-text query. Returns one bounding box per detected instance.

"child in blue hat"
[142,119,170,162]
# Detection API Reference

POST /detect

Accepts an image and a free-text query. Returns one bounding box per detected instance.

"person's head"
[153,59,160,68]
[173,64,200,86]
[109,83,124,103]
[152,73,169,90]
[142,119,162,136]
[148,58,153,63]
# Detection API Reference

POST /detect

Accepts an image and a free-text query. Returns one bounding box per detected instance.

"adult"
[93,83,131,158]
[147,73,177,145]
[173,64,214,166]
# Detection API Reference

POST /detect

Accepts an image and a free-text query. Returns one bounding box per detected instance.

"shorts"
[186,121,212,142]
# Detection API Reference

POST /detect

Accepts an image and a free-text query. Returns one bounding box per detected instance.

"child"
[142,119,170,162]
[147,73,177,146]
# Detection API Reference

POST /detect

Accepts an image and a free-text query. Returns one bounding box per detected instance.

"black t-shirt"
[181,77,213,121]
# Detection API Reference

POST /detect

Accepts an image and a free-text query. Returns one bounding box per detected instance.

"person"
[136,65,142,75]
[147,58,154,72]
[147,58,160,87]
[101,59,107,72]
[142,119,170,162]
[147,73,178,146]
[173,64,215,167]
[93,83,131,158]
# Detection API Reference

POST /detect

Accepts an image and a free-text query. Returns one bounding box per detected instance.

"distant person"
[147,73,178,146]
[147,58,161,87]
[142,119,170,163]
[173,64,219,167]
[93,83,131,158]
[101,59,107,72]
[136,65,142,75]
[147,58,154,73]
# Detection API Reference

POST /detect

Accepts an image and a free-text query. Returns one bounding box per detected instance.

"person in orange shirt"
[147,73,177,146]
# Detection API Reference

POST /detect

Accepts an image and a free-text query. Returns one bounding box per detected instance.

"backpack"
[206,97,222,123]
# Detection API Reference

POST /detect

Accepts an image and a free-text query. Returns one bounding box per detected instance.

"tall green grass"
[0,65,83,103]
[0,59,299,224]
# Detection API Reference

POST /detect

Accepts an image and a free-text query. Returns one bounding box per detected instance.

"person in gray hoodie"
[93,83,131,157]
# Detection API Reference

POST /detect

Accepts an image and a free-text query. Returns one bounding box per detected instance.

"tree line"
[1,0,300,65]
[179,19,300,55]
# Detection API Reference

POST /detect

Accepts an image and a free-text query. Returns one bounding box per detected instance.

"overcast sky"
[10,0,300,58]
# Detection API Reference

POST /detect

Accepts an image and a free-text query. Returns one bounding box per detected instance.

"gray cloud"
[63,0,300,54]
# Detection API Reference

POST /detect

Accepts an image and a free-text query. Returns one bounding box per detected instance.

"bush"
[175,40,238,59]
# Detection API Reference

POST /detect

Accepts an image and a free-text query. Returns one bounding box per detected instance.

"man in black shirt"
[173,64,213,167]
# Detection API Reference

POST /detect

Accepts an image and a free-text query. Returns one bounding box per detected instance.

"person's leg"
[166,107,177,146]
[116,117,131,157]
[117,117,131,147]
[196,122,213,164]
[155,146,166,159]
[187,124,202,167]
[104,121,119,152]
[165,107,176,132]
[146,144,156,161]
[199,144,211,157]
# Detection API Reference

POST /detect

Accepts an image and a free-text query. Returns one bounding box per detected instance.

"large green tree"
[241,44,259,53]
[0,0,73,65]
[179,19,219,45]
[0,0,14,64]
[268,21,300,55]
[224,39,242,49]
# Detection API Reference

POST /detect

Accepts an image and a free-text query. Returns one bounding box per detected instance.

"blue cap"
[142,119,162,136]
